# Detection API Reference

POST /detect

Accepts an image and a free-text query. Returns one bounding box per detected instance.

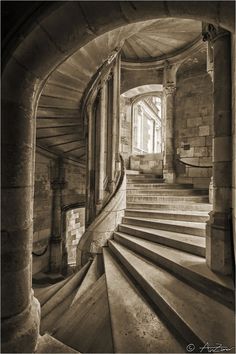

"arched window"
[132,95,162,154]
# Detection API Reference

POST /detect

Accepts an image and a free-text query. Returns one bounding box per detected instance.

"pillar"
[163,62,178,182]
[1,60,40,352]
[50,158,66,273]
[203,24,233,275]
[96,85,106,213]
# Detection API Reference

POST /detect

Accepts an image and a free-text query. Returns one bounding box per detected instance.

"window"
[132,95,162,154]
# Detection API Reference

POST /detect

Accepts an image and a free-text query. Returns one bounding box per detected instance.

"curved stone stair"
[34,172,234,353]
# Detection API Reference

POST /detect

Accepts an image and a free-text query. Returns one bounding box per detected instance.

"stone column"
[163,79,176,183]
[50,158,66,273]
[96,85,106,213]
[115,55,121,172]
[1,61,40,352]
[203,24,232,275]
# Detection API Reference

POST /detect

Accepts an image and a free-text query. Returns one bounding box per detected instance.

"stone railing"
[76,154,126,267]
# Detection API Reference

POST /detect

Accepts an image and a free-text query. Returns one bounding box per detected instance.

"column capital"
[202,23,229,44]
[164,84,176,96]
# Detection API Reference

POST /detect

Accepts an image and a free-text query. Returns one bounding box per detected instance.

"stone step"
[53,275,113,353]
[127,202,212,212]
[109,241,235,348]
[126,188,208,196]
[36,334,78,353]
[71,255,103,307]
[122,217,206,237]
[126,170,141,175]
[127,173,163,179]
[103,247,185,353]
[127,194,209,203]
[41,261,91,319]
[125,209,209,222]
[127,177,165,183]
[116,226,205,257]
[110,234,234,308]
[34,275,74,307]
[127,183,193,189]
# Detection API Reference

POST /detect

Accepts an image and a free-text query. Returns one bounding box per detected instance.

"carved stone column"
[163,80,176,183]
[203,24,232,275]
[50,159,66,273]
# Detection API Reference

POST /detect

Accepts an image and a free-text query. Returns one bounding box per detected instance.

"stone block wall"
[62,161,86,207]
[130,153,163,175]
[175,67,213,188]
[66,208,85,266]
[33,151,86,275]
[33,152,54,274]
[121,68,163,94]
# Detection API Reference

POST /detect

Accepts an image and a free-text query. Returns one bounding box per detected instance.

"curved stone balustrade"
[76,156,126,268]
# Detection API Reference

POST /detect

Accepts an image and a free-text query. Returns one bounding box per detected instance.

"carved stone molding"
[164,84,176,96]
[202,23,229,44]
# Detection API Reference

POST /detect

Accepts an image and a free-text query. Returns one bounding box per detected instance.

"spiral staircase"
[34,171,235,354]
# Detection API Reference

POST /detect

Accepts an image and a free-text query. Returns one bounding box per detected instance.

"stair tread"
[71,255,103,306]
[113,233,234,292]
[123,216,206,229]
[36,334,78,353]
[103,247,184,353]
[115,227,206,248]
[109,241,235,346]
[125,209,209,216]
[53,275,113,353]
[127,188,208,192]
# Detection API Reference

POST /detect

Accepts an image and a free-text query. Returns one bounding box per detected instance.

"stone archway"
[2,2,235,352]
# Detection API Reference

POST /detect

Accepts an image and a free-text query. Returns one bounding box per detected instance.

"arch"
[2,2,235,352]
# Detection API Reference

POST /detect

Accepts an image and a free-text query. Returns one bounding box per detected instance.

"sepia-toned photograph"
[1,1,235,353]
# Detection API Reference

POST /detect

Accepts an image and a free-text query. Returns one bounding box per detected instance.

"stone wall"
[121,68,163,94]
[62,161,86,207]
[175,62,213,188]
[130,154,163,175]
[120,95,132,167]
[33,152,54,274]
[66,208,85,266]
[33,151,86,275]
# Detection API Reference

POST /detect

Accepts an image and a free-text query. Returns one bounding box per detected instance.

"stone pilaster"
[203,24,233,275]
[50,159,66,273]
[163,81,176,183]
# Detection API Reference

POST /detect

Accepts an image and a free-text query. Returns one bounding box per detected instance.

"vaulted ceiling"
[121,19,201,62]
[36,18,202,164]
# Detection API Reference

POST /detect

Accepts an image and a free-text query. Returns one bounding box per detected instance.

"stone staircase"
[34,172,235,353]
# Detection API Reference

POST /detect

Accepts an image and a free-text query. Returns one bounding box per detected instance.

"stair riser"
[122,218,206,237]
[125,210,209,223]
[127,203,212,212]
[127,189,208,196]
[111,237,234,308]
[115,230,205,257]
[126,179,164,183]
[127,184,193,189]
[127,195,209,203]
[109,241,204,347]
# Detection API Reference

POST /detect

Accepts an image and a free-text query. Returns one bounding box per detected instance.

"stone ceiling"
[121,18,202,62]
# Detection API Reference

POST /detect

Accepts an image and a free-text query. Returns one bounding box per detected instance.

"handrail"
[77,153,126,267]
[177,157,212,169]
